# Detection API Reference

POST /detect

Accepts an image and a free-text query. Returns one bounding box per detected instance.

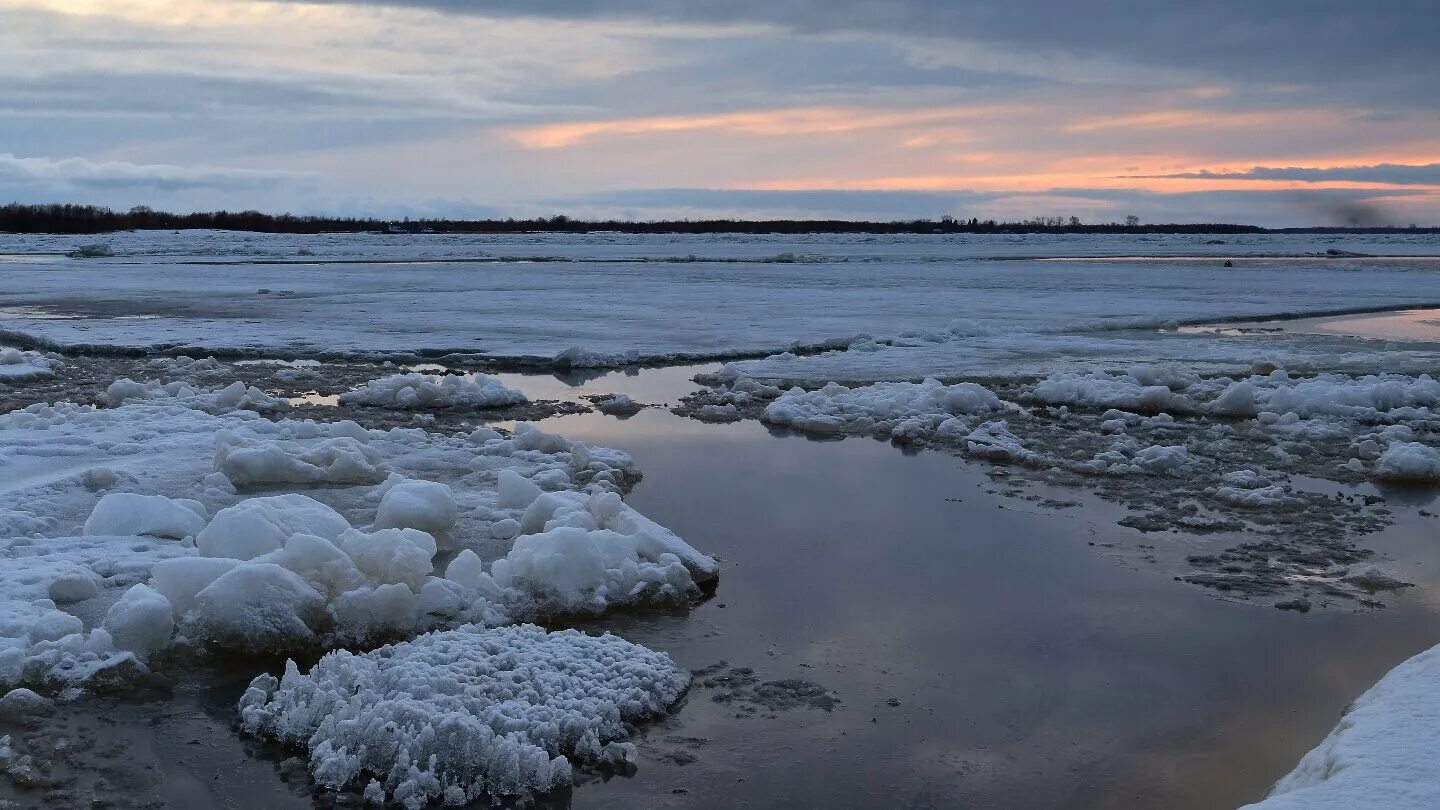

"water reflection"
[1182,307,1440,343]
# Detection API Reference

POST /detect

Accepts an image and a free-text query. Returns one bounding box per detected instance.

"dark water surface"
[13,370,1440,810]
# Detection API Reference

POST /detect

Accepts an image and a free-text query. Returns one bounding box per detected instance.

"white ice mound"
[82,493,208,539]
[339,372,527,410]
[491,489,718,613]
[196,494,350,560]
[237,624,688,806]
[0,347,55,382]
[188,563,326,650]
[101,584,174,660]
[762,378,1003,439]
[1374,442,1440,484]
[375,480,458,534]
[101,378,288,413]
[1242,643,1440,809]
[215,432,387,486]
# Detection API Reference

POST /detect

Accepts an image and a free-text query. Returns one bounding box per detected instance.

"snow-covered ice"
[237,623,688,806]
[0,347,55,382]
[2,231,1438,377]
[1243,643,1440,809]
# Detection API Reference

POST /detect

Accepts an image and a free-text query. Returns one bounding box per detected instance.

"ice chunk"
[340,372,527,410]
[496,470,542,509]
[237,624,688,804]
[150,556,244,618]
[375,480,457,534]
[196,495,350,560]
[763,378,1003,438]
[101,378,287,413]
[187,563,326,650]
[215,433,387,487]
[336,528,436,590]
[1374,442,1440,484]
[82,493,208,539]
[101,584,174,659]
[252,533,368,599]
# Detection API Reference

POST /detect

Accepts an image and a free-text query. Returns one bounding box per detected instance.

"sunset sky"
[4,0,1438,225]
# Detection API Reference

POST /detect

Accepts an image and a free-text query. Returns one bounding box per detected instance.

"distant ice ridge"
[0,347,56,382]
[339,372,527,410]
[0,386,715,690]
[1029,366,1440,421]
[101,378,288,413]
[238,624,688,807]
[1242,643,1440,809]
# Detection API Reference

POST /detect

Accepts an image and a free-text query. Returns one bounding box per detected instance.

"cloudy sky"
[3,0,1438,224]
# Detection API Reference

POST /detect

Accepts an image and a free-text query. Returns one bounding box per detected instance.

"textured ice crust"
[238,624,688,807]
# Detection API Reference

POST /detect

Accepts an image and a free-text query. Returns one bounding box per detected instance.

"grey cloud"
[291,1,1440,100]
[1126,163,1440,186]
[0,153,324,213]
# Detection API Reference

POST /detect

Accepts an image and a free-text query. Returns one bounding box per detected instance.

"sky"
[3,0,1439,225]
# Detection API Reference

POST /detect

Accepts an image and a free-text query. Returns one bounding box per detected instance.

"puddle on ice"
[13,397,1440,809]
[1181,307,1440,343]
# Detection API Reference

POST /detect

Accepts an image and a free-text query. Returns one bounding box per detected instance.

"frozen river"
[4,231,1440,808]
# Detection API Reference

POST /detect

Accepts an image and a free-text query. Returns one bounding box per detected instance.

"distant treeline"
[3,203,1437,236]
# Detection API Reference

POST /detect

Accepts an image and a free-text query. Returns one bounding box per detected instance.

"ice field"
[3,230,1440,807]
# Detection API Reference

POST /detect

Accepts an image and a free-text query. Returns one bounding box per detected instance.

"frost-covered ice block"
[238,624,689,807]
[339,372,527,410]
[1242,643,1440,809]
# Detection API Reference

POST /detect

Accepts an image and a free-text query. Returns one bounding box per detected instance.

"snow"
[760,378,1004,440]
[339,372,527,410]
[82,493,207,540]
[236,623,689,806]
[1243,643,1440,809]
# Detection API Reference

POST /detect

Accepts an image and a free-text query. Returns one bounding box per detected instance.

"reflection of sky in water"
[541,410,1440,810]
[1182,307,1440,343]
[493,363,720,406]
